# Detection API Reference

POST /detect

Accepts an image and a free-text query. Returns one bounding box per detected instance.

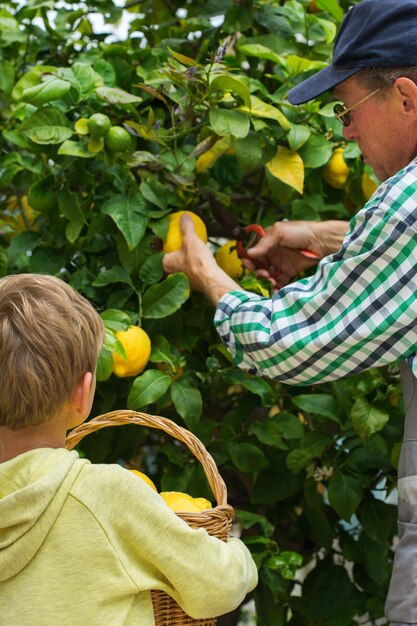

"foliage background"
[0,0,401,624]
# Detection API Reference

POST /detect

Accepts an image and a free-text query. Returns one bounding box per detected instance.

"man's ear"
[71,372,93,416]
[394,77,417,115]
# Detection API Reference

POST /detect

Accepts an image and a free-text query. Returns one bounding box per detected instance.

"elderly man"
[163,1,417,623]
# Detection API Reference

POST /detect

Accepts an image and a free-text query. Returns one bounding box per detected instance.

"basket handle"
[65,410,228,507]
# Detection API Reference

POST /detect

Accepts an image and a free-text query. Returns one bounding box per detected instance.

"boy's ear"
[72,372,94,416]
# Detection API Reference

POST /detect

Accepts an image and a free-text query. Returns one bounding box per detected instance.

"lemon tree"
[0,1,401,624]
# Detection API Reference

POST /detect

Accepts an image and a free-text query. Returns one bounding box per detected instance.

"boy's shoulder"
[70,459,162,514]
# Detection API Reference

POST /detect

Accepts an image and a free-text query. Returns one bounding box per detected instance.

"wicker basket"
[65,410,235,626]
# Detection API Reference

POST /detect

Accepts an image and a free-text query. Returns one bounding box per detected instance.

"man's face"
[334,75,417,181]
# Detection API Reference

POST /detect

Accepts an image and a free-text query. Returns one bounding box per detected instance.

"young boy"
[0,274,257,625]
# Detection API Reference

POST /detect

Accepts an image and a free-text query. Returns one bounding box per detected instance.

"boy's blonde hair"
[0,273,105,430]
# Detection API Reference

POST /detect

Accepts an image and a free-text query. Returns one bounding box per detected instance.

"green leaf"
[65,221,83,243]
[100,309,131,332]
[139,252,164,285]
[286,432,330,473]
[101,192,148,250]
[168,47,198,67]
[0,60,15,96]
[209,109,250,139]
[28,247,66,275]
[71,62,103,97]
[58,140,96,158]
[275,412,304,439]
[140,180,169,210]
[351,397,389,442]
[236,42,284,65]
[93,265,133,287]
[287,124,311,151]
[58,189,86,224]
[266,551,303,580]
[224,369,276,405]
[292,393,340,422]
[252,464,304,504]
[299,134,334,169]
[142,273,190,319]
[21,76,72,107]
[171,381,202,428]
[149,335,175,367]
[209,74,251,109]
[250,419,284,447]
[234,509,274,537]
[229,442,268,472]
[304,563,353,621]
[96,347,113,382]
[359,498,396,545]
[127,369,172,409]
[286,55,328,77]
[327,473,363,521]
[317,0,344,21]
[232,133,262,172]
[96,86,142,104]
[19,107,72,144]
[240,95,291,131]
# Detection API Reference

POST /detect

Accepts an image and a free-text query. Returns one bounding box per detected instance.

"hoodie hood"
[0,447,88,580]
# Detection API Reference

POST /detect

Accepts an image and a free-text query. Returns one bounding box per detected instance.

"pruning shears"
[206,194,321,263]
[234,223,321,261]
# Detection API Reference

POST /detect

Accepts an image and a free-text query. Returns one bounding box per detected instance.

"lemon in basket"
[129,469,157,491]
[160,491,212,512]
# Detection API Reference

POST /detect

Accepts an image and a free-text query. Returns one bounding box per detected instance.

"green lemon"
[27,175,57,212]
[87,113,112,138]
[105,126,132,153]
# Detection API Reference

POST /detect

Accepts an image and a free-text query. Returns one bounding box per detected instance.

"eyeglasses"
[333,88,381,127]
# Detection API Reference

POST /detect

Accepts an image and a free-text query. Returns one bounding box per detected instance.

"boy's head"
[0,274,105,430]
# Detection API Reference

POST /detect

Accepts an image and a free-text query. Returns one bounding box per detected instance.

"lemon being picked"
[129,469,158,491]
[163,210,208,253]
[215,240,246,279]
[160,491,212,513]
[112,326,151,378]
[323,147,349,189]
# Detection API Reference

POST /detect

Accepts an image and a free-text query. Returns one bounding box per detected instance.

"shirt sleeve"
[214,199,417,385]
[81,465,258,620]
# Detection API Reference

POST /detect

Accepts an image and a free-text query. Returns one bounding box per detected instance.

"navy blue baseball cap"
[288,0,417,105]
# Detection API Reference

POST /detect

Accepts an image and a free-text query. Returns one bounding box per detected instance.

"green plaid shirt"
[215,161,417,385]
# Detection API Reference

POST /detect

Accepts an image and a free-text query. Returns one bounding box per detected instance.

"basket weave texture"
[65,410,235,626]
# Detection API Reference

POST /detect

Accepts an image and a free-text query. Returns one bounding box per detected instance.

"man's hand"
[163,214,242,305]
[244,220,349,288]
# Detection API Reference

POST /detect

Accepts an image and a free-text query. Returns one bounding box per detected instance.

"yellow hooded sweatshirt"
[0,447,257,626]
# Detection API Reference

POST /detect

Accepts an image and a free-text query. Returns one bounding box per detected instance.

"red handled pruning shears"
[235,224,321,261]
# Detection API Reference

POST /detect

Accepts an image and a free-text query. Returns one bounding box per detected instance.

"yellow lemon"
[112,326,151,378]
[215,240,246,278]
[163,210,208,253]
[129,469,158,491]
[4,195,39,233]
[323,147,349,189]
[361,172,378,201]
[160,491,212,512]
